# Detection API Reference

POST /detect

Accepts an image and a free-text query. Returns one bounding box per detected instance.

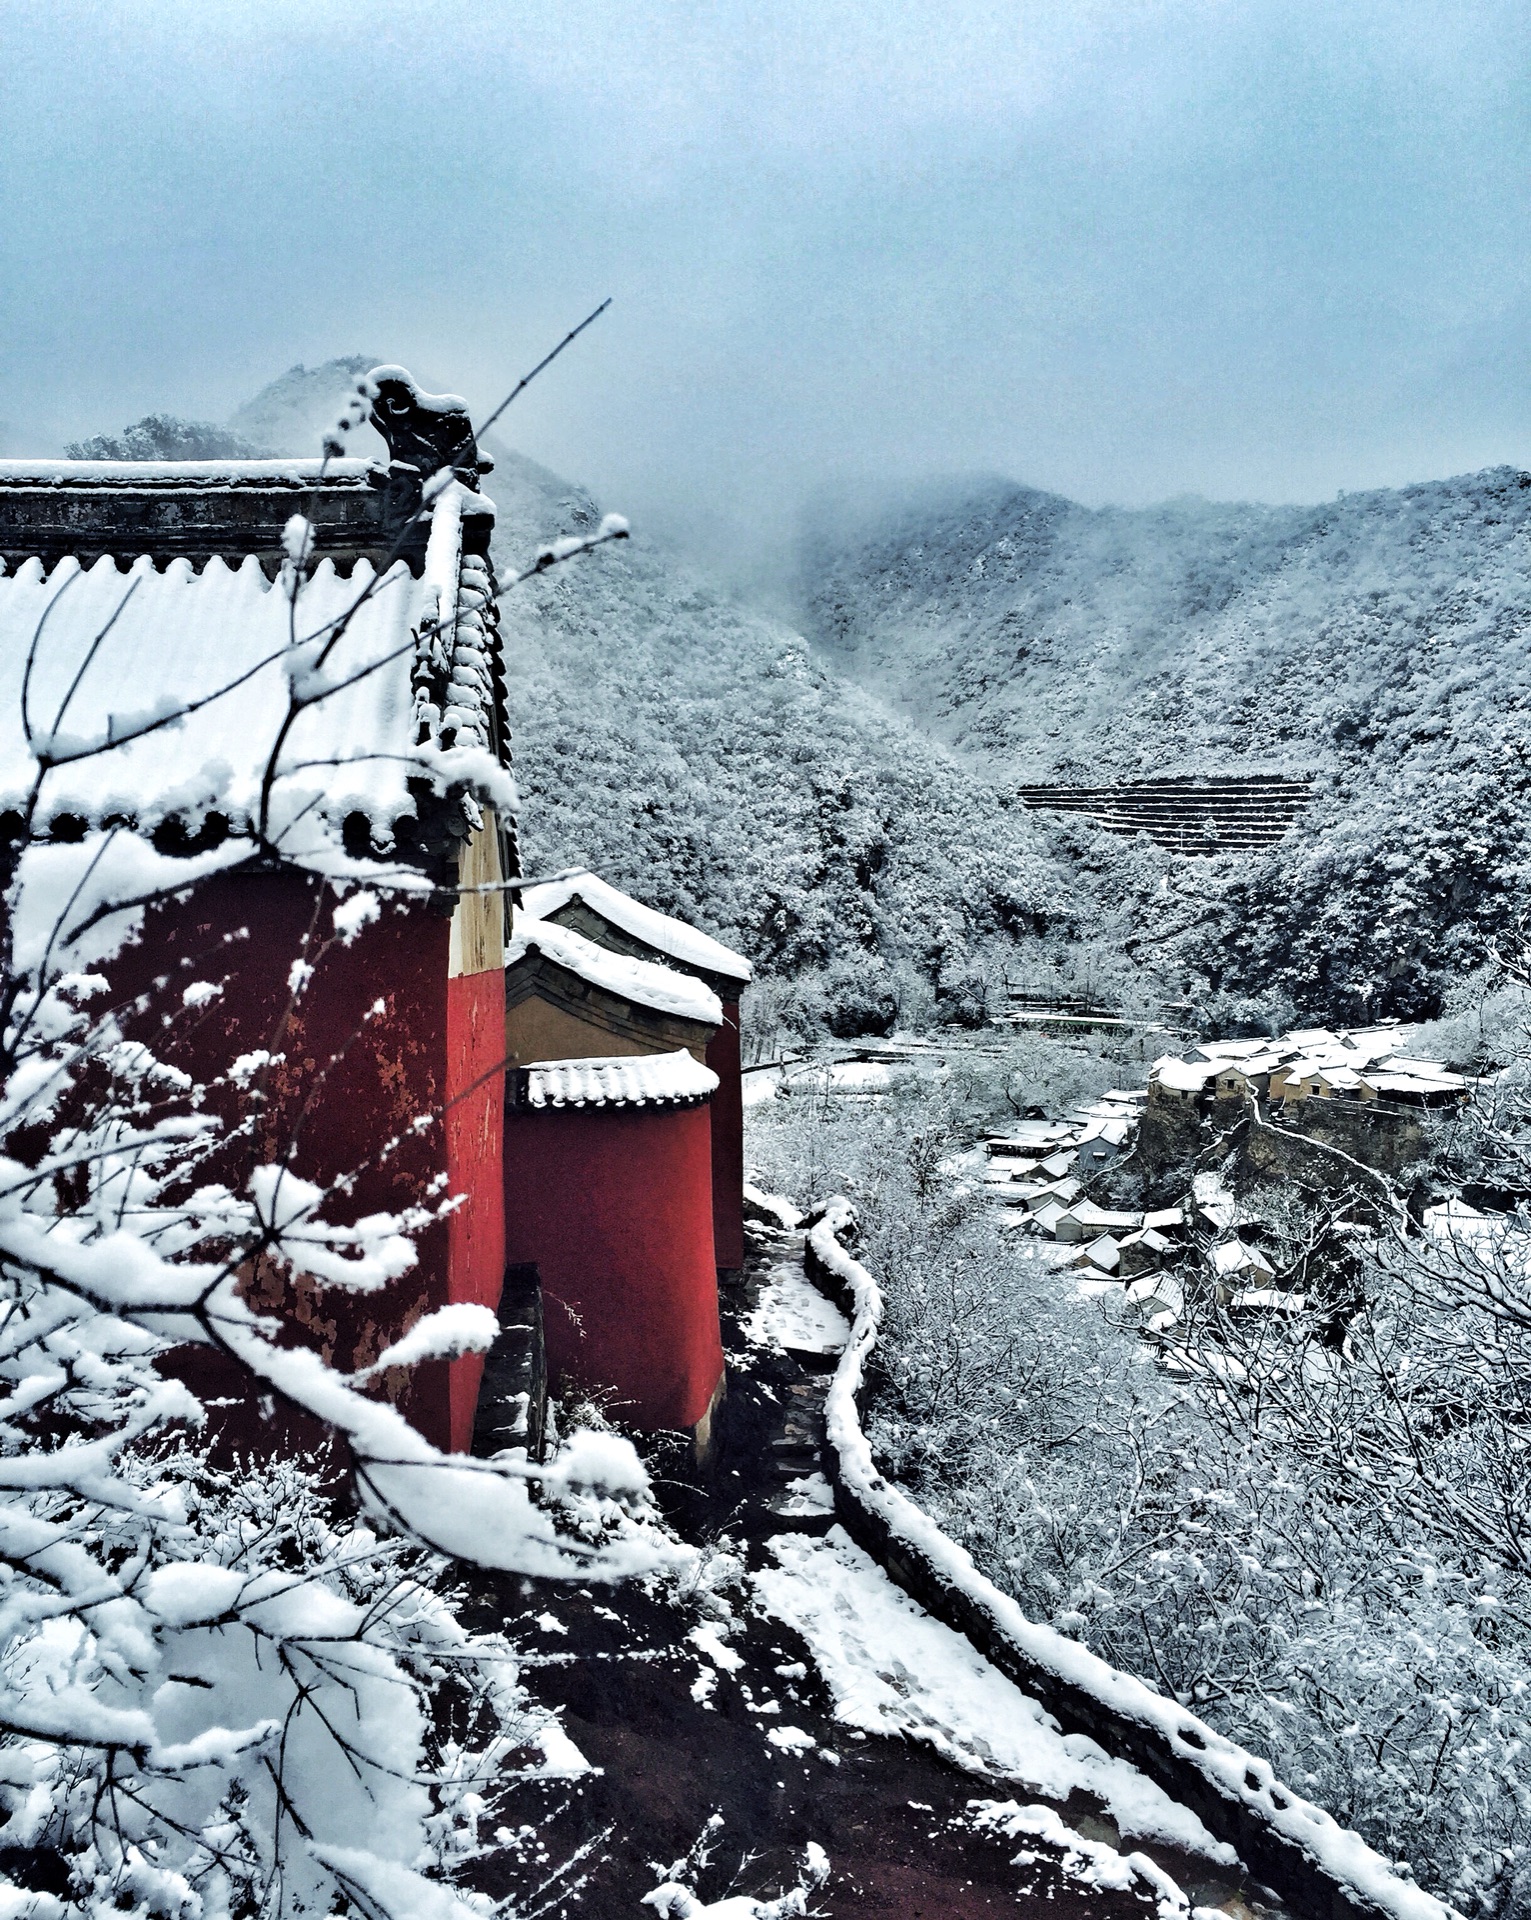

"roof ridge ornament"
[366,366,494,538]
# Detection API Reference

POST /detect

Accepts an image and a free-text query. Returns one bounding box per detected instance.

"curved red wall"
[707,1000,745,1271]
[503,1103,725,1430]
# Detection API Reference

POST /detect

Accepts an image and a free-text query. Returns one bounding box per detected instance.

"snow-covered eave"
[506,917,723,1026]
[513,1049,719,1111]
[520,870,751,985]
[802,1199,1454,1920]
[0,457,381,489]
[0,742,514,856]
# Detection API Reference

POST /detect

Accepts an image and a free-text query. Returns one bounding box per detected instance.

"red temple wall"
[502,1103,724,1430]
[706,1001,745,1270]
[105,870,469,1450]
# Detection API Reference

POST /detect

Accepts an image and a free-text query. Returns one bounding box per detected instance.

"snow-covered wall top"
[517,1048,718,1109]
[520,870,752,985]
[506,916,724,1026]
[804,1200,1454,1920]
[0,458,380,489]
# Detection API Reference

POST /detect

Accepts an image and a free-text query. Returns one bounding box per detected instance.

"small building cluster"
[986,1020,1469,1332]
[983,1093,1184,1280]
[1150,1024,1469,1112]
[1142,1023,1469,1179]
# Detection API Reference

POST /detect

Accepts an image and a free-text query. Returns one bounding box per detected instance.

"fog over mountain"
[60,357,1531,1034]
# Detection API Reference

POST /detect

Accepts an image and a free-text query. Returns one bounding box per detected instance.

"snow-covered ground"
[742,1259,850,1355]
[753,1528,1235,1870]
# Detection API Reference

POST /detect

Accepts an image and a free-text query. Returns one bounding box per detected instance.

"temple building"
[518,871,751,1271]
[0,366,745,1458]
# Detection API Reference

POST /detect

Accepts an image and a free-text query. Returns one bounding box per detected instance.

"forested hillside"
[63,360,1531,1030]
[800,473,1531,1023]
[484,451,1074,1036]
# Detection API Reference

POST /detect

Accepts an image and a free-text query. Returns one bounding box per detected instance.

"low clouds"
[4,0,1529,572]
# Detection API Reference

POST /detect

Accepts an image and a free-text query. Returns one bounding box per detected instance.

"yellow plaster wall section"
[448,809,505,979]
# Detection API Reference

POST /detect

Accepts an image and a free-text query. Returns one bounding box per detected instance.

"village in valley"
[982,1023,1469,1296]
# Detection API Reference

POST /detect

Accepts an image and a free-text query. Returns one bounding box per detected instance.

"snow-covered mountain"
[800,471,1531,783]
[485,452,1072,1034]
[799,473,1531,1024]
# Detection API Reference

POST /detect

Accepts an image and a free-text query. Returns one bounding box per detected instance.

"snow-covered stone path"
[461,1217,1276,1917]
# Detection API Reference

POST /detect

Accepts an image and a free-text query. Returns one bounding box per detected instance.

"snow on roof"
[506,916,723,1025]
[1365,1071,1466,1097]
[1383,1056,1464,1082]
[0,457,379,488]
[1193,1038,1270,1060]
[519,870,751,984]
[1143,1207,1185,1231]
[1278,1056,1330,1083]
[1071,1201,1142,1231]
[1152,1055,1216,1092]
[1212,1240,1275,1277]
[0,481,507,866]
[518,1049,718,1110]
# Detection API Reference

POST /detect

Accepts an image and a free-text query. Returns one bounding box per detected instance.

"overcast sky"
[4,0,1530,568]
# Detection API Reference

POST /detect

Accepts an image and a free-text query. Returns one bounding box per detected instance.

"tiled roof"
[0,368,511,876]
[515,1049,719,1110]
[506,917,722,1025]
[519,871,751,984]
[0,481,507,869]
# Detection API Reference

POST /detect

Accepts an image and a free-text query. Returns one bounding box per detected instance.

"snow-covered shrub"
[0,1445,572,1920]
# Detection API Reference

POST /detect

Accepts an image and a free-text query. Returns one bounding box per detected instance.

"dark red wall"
[707,1001,745,1270]
[445,967,506,1453]
[103,870,490,1453]
[503,1103,724,1430]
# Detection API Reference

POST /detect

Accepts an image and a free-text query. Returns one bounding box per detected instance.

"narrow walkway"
[462,1222,1263,1917]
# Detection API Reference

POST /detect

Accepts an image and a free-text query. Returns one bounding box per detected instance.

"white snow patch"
[744,1262,849,1356]
[688,1624,744,1674]
[754,1528,1230,1862]
[765,1725,816,1754]
[773,1473,836,1517]
[803,1200,1455,1920]
[969,1800,1189,1916]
